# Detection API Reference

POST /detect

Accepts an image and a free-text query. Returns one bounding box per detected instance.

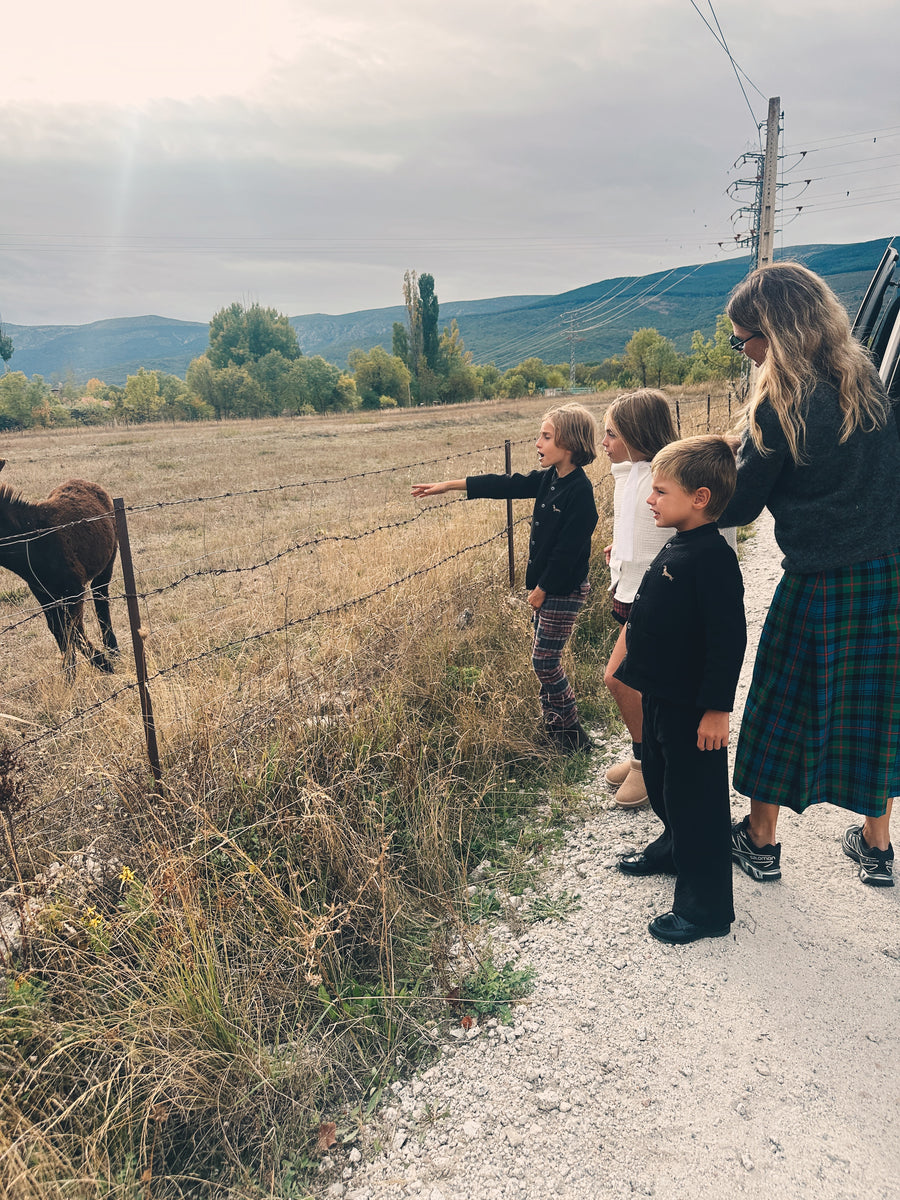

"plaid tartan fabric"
[733,550,900,817]
[532,583,590,730]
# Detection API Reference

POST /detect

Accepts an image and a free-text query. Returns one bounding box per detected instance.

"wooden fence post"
[113,499,162,787]
[675,398,681,434]
[707,393,711,431]
[504,441,515,587]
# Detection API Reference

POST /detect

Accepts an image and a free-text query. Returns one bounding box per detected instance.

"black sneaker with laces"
[841,825,895,888]
[731,815,782,881]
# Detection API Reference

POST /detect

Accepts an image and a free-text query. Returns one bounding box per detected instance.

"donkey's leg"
[40,594,81,680]
[66,595,114,673]
[91,556,119,656]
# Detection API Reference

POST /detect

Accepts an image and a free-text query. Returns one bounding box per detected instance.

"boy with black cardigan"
[614,435,746,944]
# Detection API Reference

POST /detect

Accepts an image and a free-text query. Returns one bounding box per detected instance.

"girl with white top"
[602,390,678,807]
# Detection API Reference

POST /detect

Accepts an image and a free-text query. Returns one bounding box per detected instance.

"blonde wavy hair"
[727,262,887,463]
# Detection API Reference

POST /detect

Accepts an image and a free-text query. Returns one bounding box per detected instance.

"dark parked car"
[852,240,900,399]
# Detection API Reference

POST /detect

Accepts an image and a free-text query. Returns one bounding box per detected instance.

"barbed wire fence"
[0,391,738,795]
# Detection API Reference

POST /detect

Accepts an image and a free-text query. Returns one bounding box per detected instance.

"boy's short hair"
[650,435,737,521]
[543,403,597,467]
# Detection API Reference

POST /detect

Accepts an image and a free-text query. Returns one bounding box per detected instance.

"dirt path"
[336,514,900,1200]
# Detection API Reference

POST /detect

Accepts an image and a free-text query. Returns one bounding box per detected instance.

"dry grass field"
[0,384,741,1198]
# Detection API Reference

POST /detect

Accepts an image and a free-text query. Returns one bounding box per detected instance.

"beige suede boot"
[604,757,637,786]
[614,763,648,809]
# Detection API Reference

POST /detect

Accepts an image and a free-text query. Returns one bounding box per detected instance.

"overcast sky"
[2,0,898,327]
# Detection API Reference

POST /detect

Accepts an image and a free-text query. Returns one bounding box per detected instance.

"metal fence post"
[113,498,162,787]
[504,440,515,587]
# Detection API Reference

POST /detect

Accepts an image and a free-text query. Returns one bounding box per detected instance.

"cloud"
[1,0,899,325]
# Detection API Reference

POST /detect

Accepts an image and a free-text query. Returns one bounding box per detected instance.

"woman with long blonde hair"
[723,262,900,889]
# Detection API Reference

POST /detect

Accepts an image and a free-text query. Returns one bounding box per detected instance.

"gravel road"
[331,513,900,1200]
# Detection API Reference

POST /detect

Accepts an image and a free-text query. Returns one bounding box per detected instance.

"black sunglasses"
[729,331,764,351]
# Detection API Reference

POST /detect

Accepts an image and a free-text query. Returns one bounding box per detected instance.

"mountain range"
[4,238,894,387]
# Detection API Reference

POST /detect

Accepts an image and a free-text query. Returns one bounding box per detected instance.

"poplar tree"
[419,273,440,371]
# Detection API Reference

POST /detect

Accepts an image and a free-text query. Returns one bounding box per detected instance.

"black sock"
[632,742,641,762]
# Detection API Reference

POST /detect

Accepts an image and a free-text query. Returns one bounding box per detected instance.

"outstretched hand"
[411,479,465,498]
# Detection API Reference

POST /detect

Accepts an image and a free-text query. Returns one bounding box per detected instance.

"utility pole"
[757,96,780,269]
[562,311,584,390]
[728,96,782,269]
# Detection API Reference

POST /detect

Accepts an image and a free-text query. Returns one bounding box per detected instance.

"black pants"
[640,695,735,928]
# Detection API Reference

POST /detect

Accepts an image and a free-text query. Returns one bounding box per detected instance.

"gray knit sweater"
[720,377,900,573]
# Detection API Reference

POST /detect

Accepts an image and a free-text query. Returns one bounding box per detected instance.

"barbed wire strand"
[17,519,529,762]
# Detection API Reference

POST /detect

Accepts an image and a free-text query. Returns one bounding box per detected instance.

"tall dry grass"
[0,385,741,1197]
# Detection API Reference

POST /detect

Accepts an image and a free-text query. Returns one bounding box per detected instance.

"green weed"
[525,890,582,923]
[459,957,536,1022]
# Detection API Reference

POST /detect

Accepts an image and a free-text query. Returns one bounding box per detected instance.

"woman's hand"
[604,543,612,566]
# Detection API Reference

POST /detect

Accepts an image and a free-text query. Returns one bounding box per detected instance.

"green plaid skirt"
[733,550,900,817]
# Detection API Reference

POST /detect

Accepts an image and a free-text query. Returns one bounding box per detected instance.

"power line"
[782,125,900,153]
[687,0,765,134]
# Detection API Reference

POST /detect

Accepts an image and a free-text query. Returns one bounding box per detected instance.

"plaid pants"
[531,582,590,730]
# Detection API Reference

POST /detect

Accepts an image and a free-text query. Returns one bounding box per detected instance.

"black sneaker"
[553,723,594,754]
[731,815,782,882]
[842,826,895,888]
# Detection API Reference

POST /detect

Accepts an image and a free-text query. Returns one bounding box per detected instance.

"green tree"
[218,365,266,418]
[249,350,296,414]
[68,397,115,426]
[500,372,528,399]
[576,356,627,387]
[154,371,204,421]
[419,273,440,371]
[688,313,745,383]
[475,363,501,399]
[348,346,412,409]
[403,270,423,381]
[186,356,218,410]
[437,320,477,404]
[624,328,661,387]
[624,328,685,388]
[392,321,409,367]
[207,302,301,369]
[334,373,359,411]
[122,367,164,423]
[298,355,347,413]
[0,318,13,373]
[0,371,47,428]
[499,357,549,397]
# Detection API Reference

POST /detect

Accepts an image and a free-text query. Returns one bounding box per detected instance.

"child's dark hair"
[543,403,597,466]
[651,435,737,521]
[605,389,678,461]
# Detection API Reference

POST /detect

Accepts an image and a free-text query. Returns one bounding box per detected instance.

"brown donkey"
[0,461,119,677]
